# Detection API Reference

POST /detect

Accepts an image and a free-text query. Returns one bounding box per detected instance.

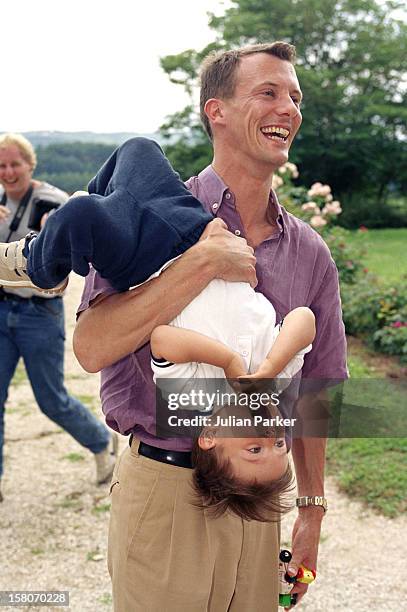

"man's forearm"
[291,392,328,514]
[291,436,326,498]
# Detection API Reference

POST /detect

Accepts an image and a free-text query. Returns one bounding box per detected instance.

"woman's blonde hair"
[0,133,37,171]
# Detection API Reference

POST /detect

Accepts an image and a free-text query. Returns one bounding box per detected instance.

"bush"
[373,326,407,363]
[373,305,407,363]
[275,165,363,284]
[341,278,407,360]
[320,226,365,285]
[273,164,407,362]
[341,278,381,335]
[339,193,407,229]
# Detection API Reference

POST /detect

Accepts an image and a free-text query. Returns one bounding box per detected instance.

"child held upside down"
[0,138,316,519]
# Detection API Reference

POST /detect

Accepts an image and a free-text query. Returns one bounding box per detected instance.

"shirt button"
[241,350,249,357]
[212,202,219,210]
[234,230,241,236]
[225,193,231,199]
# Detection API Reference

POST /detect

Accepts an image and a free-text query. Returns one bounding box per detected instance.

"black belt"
[0,287,60,305]
[130,436,193,469]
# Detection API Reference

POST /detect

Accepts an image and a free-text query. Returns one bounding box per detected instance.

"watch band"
[296,495,328,513]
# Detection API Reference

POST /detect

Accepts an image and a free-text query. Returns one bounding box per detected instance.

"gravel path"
[0,274,405,612]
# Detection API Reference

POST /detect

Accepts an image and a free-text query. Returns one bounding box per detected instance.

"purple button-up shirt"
[78,166,347,450]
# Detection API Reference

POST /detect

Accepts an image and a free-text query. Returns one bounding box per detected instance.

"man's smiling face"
[0,145,33,200]
[220,53,303,171]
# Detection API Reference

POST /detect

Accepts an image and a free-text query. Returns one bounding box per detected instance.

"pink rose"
[310,215,327,228]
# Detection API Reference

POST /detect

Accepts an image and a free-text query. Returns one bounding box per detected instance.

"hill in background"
[21,130,161,147]
[2,131,162,193]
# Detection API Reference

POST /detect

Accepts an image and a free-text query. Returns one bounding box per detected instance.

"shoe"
[95,433,119,485]
[0,235,68,295]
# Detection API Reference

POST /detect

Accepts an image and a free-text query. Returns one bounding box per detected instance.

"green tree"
[35,142,116,193]
[160,0,407,225]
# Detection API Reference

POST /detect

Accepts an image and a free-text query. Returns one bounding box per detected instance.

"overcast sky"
[4,1,405,135]
[2,0,229,133]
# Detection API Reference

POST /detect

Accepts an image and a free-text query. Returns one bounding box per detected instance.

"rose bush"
[373,325,407,363]
[274,163,407,362]
[341,279,407,332]
[274,163,362,283]
[373,303,407,363]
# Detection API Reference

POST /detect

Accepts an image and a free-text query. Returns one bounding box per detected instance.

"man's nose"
[276,96,298,117]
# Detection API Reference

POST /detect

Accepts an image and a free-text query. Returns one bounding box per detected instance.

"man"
[74,42,347,611]
[0,133,117,503]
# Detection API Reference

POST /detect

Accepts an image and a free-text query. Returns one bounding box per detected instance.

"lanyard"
[0,183,34,242]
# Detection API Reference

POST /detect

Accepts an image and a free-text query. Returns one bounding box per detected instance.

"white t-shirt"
[151,278,312,382]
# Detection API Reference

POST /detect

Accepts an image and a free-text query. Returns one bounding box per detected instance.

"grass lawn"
[327,437,407,517]
[326,349,407,518]
[328,227,407,517]
[345,227,407,283]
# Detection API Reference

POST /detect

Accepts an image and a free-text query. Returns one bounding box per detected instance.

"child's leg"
[22,138,210,291]
[241,307,316,380]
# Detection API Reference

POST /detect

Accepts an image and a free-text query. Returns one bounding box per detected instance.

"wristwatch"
[296,496,328,513]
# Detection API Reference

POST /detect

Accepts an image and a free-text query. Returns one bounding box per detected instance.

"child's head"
[191,430,294,522]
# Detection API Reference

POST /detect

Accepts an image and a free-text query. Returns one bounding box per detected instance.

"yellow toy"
[278,549,316,607]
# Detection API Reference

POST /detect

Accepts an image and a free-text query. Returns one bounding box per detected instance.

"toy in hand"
[278,549,316,607]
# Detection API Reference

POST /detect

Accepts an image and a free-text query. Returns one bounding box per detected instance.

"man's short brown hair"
[191,438,295,522]
[199,42,297,140]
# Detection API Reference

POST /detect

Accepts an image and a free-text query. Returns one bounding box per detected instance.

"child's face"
[214,436,288,483]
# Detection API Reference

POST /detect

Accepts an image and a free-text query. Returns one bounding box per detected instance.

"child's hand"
[238,357,278,382]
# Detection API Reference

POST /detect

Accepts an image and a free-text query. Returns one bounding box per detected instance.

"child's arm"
[241,307,316,380]
[150,325,247,379]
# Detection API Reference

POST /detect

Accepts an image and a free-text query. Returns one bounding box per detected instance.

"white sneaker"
[0,236,68,295]
[94,433,119,485]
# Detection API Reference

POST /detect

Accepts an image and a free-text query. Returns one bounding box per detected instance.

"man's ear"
[198,427,217,450]
[204,98,225,129]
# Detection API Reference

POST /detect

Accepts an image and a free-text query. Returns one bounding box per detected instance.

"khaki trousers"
[108,441,280,612]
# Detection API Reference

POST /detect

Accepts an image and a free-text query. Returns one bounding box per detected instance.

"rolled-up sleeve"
[77,267,117,317]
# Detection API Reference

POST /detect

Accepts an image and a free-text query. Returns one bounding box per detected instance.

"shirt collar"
[197,165,285,233]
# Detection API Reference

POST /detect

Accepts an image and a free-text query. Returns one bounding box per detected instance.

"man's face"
[0,145,33,199]
[215,436,289,483]
[219,53,303,171]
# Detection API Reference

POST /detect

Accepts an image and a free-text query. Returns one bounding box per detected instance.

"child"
[0,138,315,518]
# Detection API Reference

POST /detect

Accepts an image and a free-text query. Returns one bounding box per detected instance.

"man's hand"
[284,510,323,610]
[198,218,258,288]
[0,205,10,223]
